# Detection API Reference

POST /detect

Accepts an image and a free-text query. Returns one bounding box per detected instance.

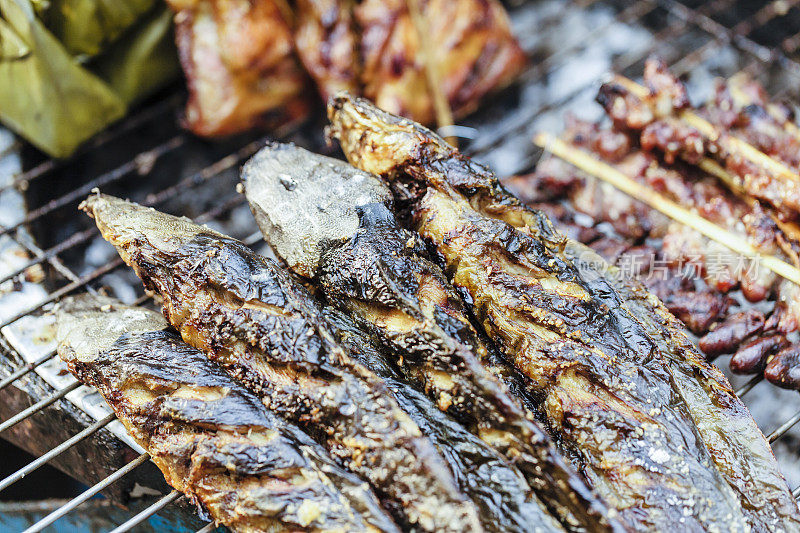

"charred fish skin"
[330,93,800,533]
[322,306,566,533]
[56,294,398,533]
[80,194,483,533]
[242,142,619,533]
[569,244,800,532]
[326,94,793,532]
[243,144,561,531]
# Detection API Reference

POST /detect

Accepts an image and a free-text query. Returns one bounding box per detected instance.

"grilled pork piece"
[81,194,482,533]
[166,0,308,136]
[765,345,800,390]
[169,0,524,136]
[354,0,525,124]
[56,294,398,533]
[730,335,790,375]
[242,143,619,532]
[328,93,800,532]
[322,306,566,533]
[597,57,800,218]
[704,75,800,173]
[293,0,526,124]
[293,0,360,101]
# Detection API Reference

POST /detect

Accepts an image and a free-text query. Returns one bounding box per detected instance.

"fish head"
[326,92,456,177]
[80,193,219,271]
[242,142,393,278]
[55,294,167,365]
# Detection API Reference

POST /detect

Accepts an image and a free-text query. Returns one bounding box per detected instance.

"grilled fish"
[323,306,565,533]
[56,294,398,533]
[242,142,619,532]
[80,194,482,533]
[328,94,800,532]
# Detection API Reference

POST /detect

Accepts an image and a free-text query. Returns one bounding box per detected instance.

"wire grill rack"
[3,0,800,530]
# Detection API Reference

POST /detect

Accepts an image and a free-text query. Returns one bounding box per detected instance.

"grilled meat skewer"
[597,58,800,218]
[81,193,482,533]
[328,93,800,532]
[242,142,620,532]
[540,117,785,300]
[56,294,398,533]
[323,307,566,533]
[518,116,800,335]
[515,114,800,382]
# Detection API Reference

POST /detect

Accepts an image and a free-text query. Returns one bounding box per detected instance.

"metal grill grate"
[2,0,800,530]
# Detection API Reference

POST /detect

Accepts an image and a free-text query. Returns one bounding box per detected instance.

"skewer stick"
[614,75,800,265]
[612,75,800,184]
[696,157,745,193]
[406,0,458,147]
[698,157,800,255]
[534,132,800,287]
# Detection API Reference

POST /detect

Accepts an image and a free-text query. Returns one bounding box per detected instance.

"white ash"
[227,202,260,239]
[0,129,47,325]
[83,235,119,268]
[682,46,743,104]
[99,272,141,305]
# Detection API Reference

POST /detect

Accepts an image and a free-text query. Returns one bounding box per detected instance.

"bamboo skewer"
[707,74,800,259]
[534,132,800,287]
[612,75,800,185]
[406,0,458,148]
[697,157,800,255]
[614,73,800,264]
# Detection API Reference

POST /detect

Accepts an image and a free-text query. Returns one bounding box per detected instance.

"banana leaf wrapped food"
[0,0,179,157]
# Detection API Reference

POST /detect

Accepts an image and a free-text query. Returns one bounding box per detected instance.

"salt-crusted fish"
[56,294,398,533]
[242,142,618,532]
[80,194,482,533]
[328,93,800,532]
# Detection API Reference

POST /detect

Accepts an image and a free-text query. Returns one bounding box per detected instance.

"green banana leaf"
[93,7,178,105]
[37,0,156,58]
[0,0,179,158]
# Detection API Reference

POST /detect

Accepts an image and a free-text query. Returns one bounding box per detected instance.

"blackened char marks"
[56,295,397,533]
[327,93,800,532]
[241,143,607,532]
[80,194,482,533]
[322,307,565,533]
